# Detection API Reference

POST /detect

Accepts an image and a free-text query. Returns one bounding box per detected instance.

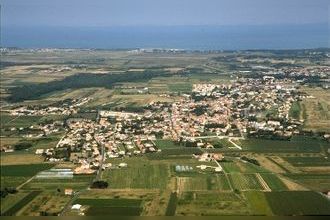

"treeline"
[7,70,170,102]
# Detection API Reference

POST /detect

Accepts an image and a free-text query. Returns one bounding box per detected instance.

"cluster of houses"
[9,98,90,116]
[18,72,328,177]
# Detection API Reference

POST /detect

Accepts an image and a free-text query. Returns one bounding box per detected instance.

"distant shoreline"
[2,24,328,50]
[1,47,329,53]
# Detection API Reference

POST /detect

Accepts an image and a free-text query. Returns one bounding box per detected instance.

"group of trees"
[0,187,18,198]
[241,156,260,166]
[13,142,33,151]
[91,180,108,189]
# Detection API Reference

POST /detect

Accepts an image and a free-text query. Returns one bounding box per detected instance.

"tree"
[91,180,108,189]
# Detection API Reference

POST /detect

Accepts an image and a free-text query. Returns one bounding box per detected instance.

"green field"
[177,174,231,191]
[234,136,326,153]
[146,148,202,160]
[75,198,142,207]
[221,162,241,173]
[228,173,264,191]
[176,192,250,216]
[168,83,192,93]
[0,164,54,177]
[0,115,43,129]
[285,174,330,192]
[102,158,169,189]
[265,191,330,215]
[154,139,183,149]
[76,198,142,216]
[1,191,30,215]
[244,191,273,215]
[1,191,41,216]
[165,192,178,216]
[260,173,287,191]
[283,156,330,167]
[22,175,95,191]
[289,101,301,119]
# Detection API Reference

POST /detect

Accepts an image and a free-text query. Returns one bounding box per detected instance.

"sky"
[1,0,329,27]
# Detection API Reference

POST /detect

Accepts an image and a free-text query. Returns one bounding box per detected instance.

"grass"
[265,191,330,215]
[19,191,71,215]
[76,198,142,216]
[244,191,273,215]
[176,191,250,216]
[154,140,182,149]
[0,115,43,129]
[146,148,202,160]
[176,174,231,191]
[260,173,288,191]
[285,174,330,192]
[299,86,330,132]
[0,163,55,177]
[75,198,141,207]
[228,173,264,191]
[165,192,178,216]
[1,191,30,215]
[86,206,142,216]
[168,83,192,93]
[221,162,241,173]
[234,136,325,153]
[1,176,31,189]
[0,152,44,165]
[22,175,95,191]
[102,158,169,189]
[1,163,55,189]
[283,156,330,167]
[289,101,301,120]
[1,191,41,216]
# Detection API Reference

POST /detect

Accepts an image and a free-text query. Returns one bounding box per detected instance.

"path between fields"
[228,138,242,150]
[213,159,234,191]
[16,175,35,190]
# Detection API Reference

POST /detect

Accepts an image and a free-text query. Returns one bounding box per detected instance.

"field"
[18,192,71,216]
[289,101,301,119]
[265,191,330,215]
[233,136,327,153]
[299,87,330,132]
[22,175,95,191]
[221,160,270,173]
[176,192,250,216]
[0,152,44,165]
[154,139,183,149]
[146,148,202,160]
[0,164,55,177]
[228,173,264,191]
[102,157,170,189]
[283,156,330,167]
[1,163,55,190]
[176,174,231,191]
[1,191,41,216]
[75,198,143,216]
[1,191,30,215]
[285,174,330,192]
[243,191,273,215]
[260,173,287,191]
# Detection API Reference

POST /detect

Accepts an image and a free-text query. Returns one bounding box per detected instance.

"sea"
[2,24,329,50]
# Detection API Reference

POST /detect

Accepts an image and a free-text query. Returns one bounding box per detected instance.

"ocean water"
[2,24,329,50]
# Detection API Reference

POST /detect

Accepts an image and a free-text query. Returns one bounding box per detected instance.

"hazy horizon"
[1,0,329,50]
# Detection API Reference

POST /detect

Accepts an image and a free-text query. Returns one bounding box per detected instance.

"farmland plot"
[229,173,264,191]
